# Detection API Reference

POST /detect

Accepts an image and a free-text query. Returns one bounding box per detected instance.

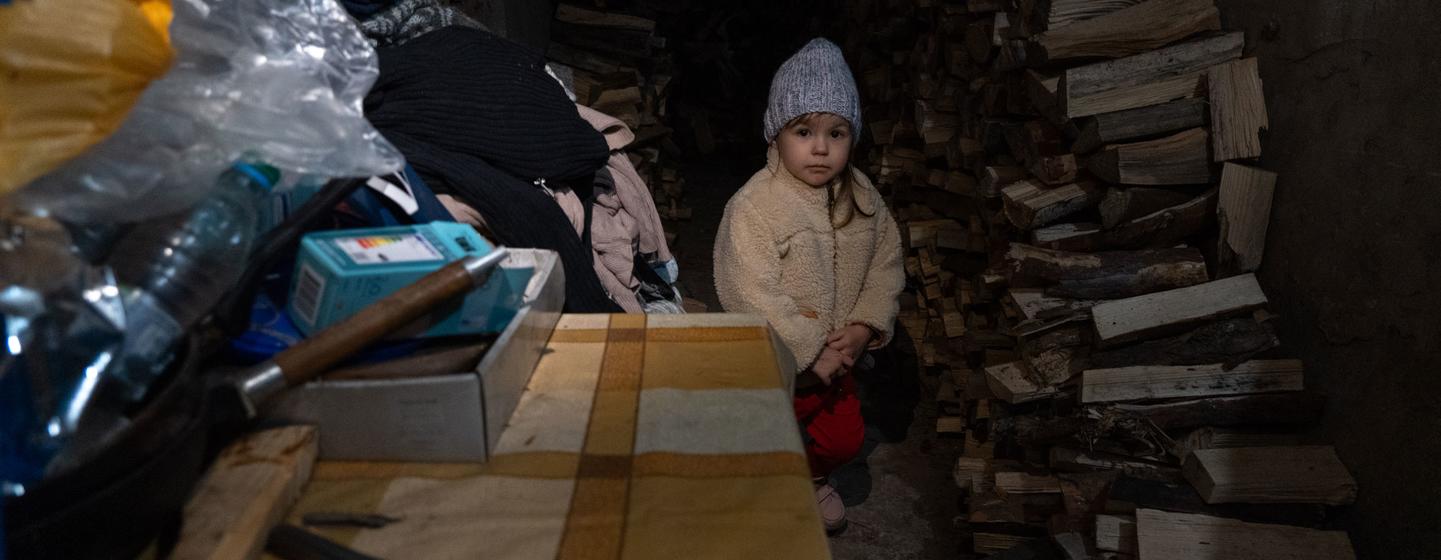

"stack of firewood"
[849,0,1359,558]
[548,2,691,246]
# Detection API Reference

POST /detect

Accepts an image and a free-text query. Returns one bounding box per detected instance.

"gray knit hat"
[763,38,862,145]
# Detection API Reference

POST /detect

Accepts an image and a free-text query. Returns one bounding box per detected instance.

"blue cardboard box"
[287,222,531,338]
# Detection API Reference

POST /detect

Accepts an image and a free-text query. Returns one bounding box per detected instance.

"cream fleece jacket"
[714,147,905,374]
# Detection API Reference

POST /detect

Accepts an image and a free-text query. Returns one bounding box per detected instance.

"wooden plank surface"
[1217,163,1278,274]
[1088,128,1212,185]
[1073,98,1209,154]
[1209,58,1269,161]
[995,472,1064,495]
[174,426,319,560]
[1183,446,1358,505]
[1061,32,1244,118]
[986,361,1062,403]
[1081,359,1304,403]
[1090,273,1268,345]
[1135,509,1356,559]
[1033,0,1221,61]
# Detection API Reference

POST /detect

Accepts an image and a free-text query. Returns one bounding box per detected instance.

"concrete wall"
[1213,2,1441,557]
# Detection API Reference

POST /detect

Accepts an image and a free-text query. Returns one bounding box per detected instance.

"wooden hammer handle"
[274,258,484,387]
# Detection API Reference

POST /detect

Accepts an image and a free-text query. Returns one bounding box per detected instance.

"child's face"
[775,113,852,188]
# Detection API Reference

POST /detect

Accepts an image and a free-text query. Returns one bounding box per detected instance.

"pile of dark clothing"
[342,0,678,313]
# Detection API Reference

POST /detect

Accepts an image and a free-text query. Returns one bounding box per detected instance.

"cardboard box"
[288,222,530,339]
[262,248,565,462]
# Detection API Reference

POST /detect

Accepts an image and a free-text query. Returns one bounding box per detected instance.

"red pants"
[793,374,864,477]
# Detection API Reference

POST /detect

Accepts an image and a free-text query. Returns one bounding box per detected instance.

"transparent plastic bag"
[12,0,403,223]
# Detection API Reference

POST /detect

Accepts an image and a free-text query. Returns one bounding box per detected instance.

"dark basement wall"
[1214,2,1441,557]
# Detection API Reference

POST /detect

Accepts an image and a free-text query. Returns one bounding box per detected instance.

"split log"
[1002,180,1104,230]
[1209,57,1269,161]
[1074,98,1208,154]
[1020,0,1147,34]
[996,472,1063,495]
[1216,163,1278,275]
[1061,32,1244,118]
[174,427,319,560]
[986,361,1062,404]
[1004,243,1208,300]
[1049,447,1181,483]
[1170,427,1302,460]
[955,457,993,492]
[1183,446,1357,505]
[1029,154,1080,185]
[1135,509,1356,559]
[980,165,1029,197]
[1099,188,1195,228]
[1081,359,1303,404]
[992,414,1089,445]
[1090,273,1268,346]
[1031,0,1221,62]
[1024,69,1064,121]
[1088,128,1212,185]
[1087,317,1280,369]
[1031,222,1104,252]
[1095,514,1138,555]
[1101,189,1217,249]
[1006,288,1101,323]
[1107,477,1327,527]
[1112,393,1327,431]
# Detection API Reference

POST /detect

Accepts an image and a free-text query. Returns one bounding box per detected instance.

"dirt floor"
[672,151,966,559]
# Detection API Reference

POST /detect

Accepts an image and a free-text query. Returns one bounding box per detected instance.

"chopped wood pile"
[547,2,692,246]
[846,0,1357,557]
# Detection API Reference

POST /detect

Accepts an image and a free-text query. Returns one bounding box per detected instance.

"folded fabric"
[354,0,484,47]
[366,27,620,312]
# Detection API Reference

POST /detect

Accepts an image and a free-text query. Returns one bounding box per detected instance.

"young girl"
[714,38,904,534]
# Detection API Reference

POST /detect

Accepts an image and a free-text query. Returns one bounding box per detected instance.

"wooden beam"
[1095,514,1138,554]
[1089,128,1212,185]
[1061,32,1244,118]
[1216,163,1278,274]
[1099,187,1196,229]
[1135,509,1356,559]
[1081,359,1303,404]
[1004,243,1208,300]
[174,426,319,560]
[1101,189,1217,249]
[1031,0,1221,62]
[1208,58,1269,161]
[1002,179,1104,230]
[1090,273,1269,346]
[1183,446,1358,505]
[1113,393,1327,431]
[1073,98,1209,154]
[1087,318,1280,369]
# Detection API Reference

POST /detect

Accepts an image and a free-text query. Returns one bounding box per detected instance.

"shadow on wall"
[1214,1,1441,558]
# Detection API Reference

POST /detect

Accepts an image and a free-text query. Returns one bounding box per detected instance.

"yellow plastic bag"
[0,0,175,196]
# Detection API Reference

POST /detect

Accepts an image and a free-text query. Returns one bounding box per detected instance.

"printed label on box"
[292,262,326,325]
[334,233,443,265]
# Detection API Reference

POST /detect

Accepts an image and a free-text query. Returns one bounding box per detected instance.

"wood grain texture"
[1089,128,1212,185]
[1217,163,1278,274]
[1090,273,1268,346]
[1004,243,1208,300]
[174,426,318,560]
[1099,188,1195,229]
[986,360,1062,403]
[1095,514,1138,554]
[1209,57,1270,161]
[1033,0,1221,61]
[1073,98,1209,154]
[1081,359,1304,403]
[1183,446,1358,505]
[1003,179,1104,230]
[1113,393,1327,431]
[1135,509,1356,559]
[1061,32,1243,118]
[1101,188,1217,249]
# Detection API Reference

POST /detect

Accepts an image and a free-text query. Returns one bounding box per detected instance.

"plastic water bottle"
[105,162,279,399]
